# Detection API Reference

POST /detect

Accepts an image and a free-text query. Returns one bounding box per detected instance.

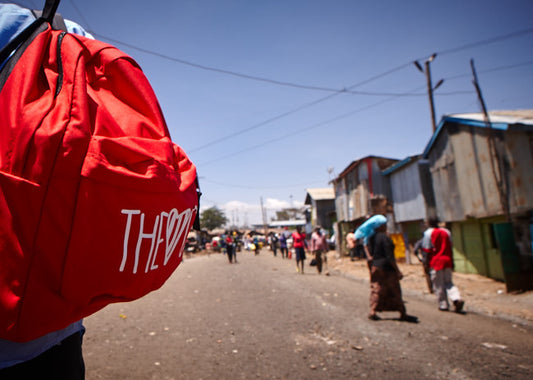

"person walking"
[232,231,239,262]
[365,219,417,322]
[270,233,279,257]
[279,232,288,259]
[292,226,307,274]
[310,227,329,274]
[422,218,465,312]
[253,235,261,255]
[225,233,235,264]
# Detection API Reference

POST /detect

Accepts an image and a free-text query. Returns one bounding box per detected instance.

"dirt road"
[83,252,533,379]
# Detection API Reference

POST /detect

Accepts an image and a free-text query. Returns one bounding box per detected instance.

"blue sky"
[10,0,533,226]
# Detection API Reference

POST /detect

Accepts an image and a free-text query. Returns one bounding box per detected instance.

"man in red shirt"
[292,226,308,274]
[422,218,464,312]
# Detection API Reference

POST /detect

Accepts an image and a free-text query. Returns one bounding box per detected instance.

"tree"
[275,208,303,221]
[200,206,228,231]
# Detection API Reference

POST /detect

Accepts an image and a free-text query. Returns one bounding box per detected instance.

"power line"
[89,31,350,93]
[196,85,426,167]
[202,178,326,190]
[84,24,533,97]
[193,54,530,156]
[85,30,426,98]
[438,27,533,56]
[190,91,343,153]
[444,59,533,81]
[67,1,533,96]
[189,62,412,153]
[198,55,533,166]
[66,2,532,156]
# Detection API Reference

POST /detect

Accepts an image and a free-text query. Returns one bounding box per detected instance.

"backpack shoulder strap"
[0,0,62,88]
[31,11,67,32]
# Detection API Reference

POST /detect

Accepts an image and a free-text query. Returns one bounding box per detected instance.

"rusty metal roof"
[305,188,335,204]
[423,110,533,158]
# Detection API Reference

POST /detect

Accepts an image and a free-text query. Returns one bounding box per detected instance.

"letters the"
[120,206,197,274]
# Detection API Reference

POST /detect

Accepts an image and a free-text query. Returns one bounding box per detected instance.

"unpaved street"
[83,252,533,379]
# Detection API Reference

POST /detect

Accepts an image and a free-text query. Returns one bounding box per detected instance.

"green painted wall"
[451,217,505,281]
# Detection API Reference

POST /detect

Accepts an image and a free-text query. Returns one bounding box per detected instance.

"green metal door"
[482,222,504,281]
[492,223,520,274]
[461,221,488,276]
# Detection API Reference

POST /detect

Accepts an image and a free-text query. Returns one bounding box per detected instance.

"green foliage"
[275,208,301,221]
[200,206,228,231]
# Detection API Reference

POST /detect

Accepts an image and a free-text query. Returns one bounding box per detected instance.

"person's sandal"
[368,314,381,321]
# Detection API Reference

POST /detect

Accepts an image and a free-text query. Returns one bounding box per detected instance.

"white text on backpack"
[120,207,198,274]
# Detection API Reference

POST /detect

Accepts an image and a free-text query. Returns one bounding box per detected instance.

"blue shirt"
[0,4,93,67]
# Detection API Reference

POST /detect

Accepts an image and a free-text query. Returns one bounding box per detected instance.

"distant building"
[267,220,306,229]
[304,188,336,232]
[331,155,400,255]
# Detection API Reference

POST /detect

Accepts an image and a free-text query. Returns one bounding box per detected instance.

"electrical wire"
[67,0,533,98]
[444,59,533,81]
[189,62,412,153]
[86,29,428,98]
[193,54,529,157]
[196,85,426,167]
[438,27,533,56]
[66,1,531,164]
[82,26,533,99]
[202,178,326,190]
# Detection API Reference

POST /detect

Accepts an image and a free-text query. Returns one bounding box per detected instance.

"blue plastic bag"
[354,215,387,242]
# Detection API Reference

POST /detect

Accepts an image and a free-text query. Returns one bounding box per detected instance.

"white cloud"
[199,197,306,227]
[263,198,290,209]
[204,198,304,227]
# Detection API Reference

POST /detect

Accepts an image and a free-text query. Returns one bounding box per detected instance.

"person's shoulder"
[431,227,450,239]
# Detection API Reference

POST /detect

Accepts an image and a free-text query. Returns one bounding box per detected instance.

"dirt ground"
[323,250,533,324]
[188,248,533,324]
[86,249,533,379]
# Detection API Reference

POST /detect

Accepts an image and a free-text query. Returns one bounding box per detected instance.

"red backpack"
[0,0,199,342]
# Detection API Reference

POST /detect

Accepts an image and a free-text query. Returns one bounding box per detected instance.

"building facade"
[423,111,533,291]
[304,188,336,233]
[331,156,399,255]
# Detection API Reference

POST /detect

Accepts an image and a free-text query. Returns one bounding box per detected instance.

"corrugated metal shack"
[423,110,533,291]
[331,156,399,255]
[382,155,430,251]
[304,188,336,233]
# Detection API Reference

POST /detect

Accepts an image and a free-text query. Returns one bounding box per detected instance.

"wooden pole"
[470,59,511,222]
[425,59,437,133]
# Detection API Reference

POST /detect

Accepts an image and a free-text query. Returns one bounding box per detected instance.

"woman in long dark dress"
[366,224,416,322]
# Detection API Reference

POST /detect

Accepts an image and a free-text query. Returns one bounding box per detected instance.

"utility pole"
[414,54,444,133]
[260,197,268,235]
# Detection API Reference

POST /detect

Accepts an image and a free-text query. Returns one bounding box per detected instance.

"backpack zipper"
[55,31,66,98]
